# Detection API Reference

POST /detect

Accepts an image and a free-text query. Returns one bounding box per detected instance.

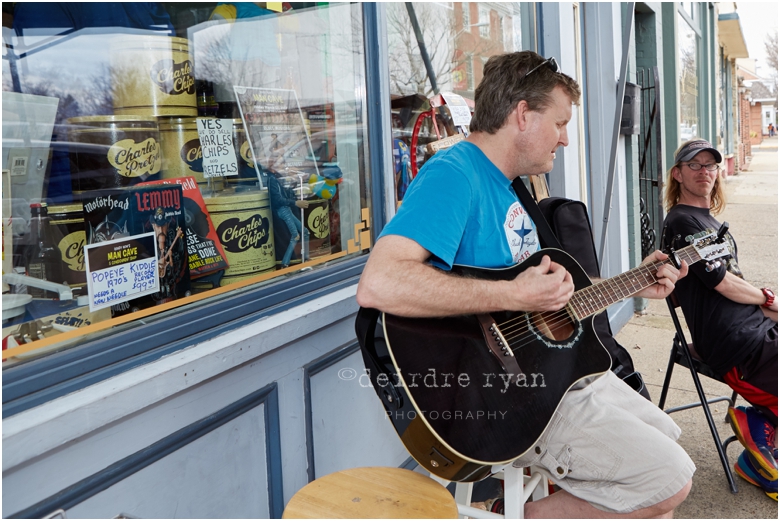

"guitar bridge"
[476,314,522,375]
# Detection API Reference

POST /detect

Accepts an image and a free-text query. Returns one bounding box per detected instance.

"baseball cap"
[674,139,723,164]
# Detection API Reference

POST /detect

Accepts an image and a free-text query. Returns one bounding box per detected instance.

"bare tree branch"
[765,30,778,73]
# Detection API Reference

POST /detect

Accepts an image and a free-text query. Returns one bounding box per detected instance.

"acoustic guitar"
[361,230,731,482]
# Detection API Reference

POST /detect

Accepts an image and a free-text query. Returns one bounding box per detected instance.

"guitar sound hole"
[531,311,575,341]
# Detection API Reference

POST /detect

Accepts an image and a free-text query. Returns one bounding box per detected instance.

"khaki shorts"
[512,371,696,514]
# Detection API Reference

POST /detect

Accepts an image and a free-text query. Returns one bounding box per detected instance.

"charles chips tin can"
[111,36,197,117]
[204,188,275,286]
[67,115,162,196]
[47,203,87,292]
[303,198,331,259]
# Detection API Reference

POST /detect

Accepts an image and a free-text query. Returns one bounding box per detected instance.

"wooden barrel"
[204,188,275,286]
[111,36,197,117]
[67,115,162,196]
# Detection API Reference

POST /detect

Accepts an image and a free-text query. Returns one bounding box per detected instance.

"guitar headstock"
[686,224,732,270]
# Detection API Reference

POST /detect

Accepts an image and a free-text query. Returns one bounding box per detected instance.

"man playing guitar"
[357,52,694,518]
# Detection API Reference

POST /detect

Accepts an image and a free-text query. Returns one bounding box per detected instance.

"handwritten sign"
[441,92,472,128]
[84,232,159,312]
[196,118,239,178]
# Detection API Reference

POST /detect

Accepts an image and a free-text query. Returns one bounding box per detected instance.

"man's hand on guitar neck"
[633,250,688,300]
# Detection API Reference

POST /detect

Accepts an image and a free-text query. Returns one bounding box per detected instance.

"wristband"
[761,288,775,308]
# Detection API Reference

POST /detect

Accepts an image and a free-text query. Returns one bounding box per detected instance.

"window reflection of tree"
[8,36,114,123]
[387,3,507,98]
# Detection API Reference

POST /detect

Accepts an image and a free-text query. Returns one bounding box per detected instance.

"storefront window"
[386,2,530,204]
[2,3,372,366]
[678,12,699,144]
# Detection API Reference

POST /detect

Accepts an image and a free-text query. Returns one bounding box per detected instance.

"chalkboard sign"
[84,232,159,312]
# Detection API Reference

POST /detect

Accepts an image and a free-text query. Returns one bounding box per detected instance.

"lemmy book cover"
[82,184,191,315]
[140,176,229,278]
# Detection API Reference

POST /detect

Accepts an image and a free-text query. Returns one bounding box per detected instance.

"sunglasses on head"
[522,56,560,82]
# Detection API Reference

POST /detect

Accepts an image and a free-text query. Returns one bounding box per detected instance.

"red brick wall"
[738,93,752,169]
[750,103,764,145]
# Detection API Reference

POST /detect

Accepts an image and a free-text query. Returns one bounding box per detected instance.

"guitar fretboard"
[569,245,702,320]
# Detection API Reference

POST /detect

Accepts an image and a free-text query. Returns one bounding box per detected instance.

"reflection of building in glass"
[386,3,521,99]
[452,3,519,98]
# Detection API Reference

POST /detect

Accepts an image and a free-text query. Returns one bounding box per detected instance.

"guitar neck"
[569,245,702,319]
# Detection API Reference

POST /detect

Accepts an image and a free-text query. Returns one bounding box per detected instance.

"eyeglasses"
[522,57,560,82]
[682,162,720,172]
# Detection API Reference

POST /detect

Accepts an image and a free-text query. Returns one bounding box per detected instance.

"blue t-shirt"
[380,141,540,270]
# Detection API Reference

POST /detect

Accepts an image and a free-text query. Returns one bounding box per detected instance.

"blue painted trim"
[717,12,738,22]
[3,257,366,418]
[8,383,281,519]
[363,2,388,235]
[265,386,284,519]
[399,456,418,470]
[580,6,592,209]
[536,3,545,56]
[303,341,361,482]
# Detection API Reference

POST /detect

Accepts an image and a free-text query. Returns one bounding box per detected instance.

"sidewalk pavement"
[615,137,778,518]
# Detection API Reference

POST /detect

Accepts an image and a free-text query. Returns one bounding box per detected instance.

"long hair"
[664,139,726,215]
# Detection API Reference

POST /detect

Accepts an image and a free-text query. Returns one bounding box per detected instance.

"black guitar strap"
[511,177,562,250]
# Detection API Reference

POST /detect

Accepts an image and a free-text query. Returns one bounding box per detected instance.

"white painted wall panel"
[66,406,270,519]
[311,350,409,478]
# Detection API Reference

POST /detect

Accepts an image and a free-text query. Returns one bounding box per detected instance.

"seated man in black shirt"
[662,139,778,501]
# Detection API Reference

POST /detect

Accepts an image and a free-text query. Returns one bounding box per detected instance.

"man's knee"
[646,478,692,517]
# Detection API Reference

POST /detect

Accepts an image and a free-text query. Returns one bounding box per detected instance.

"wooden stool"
[282,467,458,519]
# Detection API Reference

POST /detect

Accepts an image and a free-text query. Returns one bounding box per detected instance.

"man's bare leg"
[523,478,692,519]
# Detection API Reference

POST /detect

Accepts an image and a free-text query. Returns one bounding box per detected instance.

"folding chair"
[658,294,740,493]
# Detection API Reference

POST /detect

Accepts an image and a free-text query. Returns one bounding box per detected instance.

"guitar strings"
[500,265,658,342]
[493,258,678,352]
[497,259,663,335]
[500,249,705,351]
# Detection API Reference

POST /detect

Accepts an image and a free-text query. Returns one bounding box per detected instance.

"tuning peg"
[717,222,729,241]
[705,260,722,272]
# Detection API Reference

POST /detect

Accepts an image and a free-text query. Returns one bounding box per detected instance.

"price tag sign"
[441,92,472,127]
[196,118,239,178]
[84,232,159,312]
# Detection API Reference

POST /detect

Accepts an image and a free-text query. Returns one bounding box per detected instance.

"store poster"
[140,176,229,278]
[441,92,472,128]
[81,184,191,315]
[84,232,158,312]
[232,86,319,176]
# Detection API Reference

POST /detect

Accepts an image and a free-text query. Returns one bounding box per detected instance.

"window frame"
[478,5,490,38]
[676,7,700,144]
[2,3,389,418]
